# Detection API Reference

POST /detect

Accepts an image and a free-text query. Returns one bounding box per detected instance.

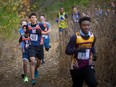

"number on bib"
[30,34,38,41]
[77,49,90,60]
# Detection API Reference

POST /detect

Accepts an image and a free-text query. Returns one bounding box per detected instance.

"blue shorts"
[22,52,29,61]
[44,36,50,49]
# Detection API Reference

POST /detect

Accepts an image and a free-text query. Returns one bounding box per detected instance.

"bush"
[0,0,20,39]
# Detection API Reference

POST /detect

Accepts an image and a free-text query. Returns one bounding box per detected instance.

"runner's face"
[23,27,27,32]
[73,7,77,13]
[80,21,90,34]
[40,16,45,22]
[60,8,64,13]
[30,15,37,24]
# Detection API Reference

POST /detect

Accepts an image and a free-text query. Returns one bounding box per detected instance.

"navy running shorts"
[22,52,29,61]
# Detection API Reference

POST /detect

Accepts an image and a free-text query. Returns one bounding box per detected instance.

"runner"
[18,29,30,82]
[19,19,28,36]
[40,15,51,51]
[39,15,51,64]
[18,20,28,49]
[18,19,28,78]
[65,17,97,87]
[27,13,46,85]
[56,7,68,35]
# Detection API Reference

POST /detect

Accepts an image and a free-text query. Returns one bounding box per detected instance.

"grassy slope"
[0,0,20,40]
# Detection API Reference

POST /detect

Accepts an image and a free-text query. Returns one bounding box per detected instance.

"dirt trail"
[0,23,60,87]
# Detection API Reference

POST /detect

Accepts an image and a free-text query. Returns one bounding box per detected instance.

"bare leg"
[35,58,41,71]
[30,57,36,80]
[23,59,28,76]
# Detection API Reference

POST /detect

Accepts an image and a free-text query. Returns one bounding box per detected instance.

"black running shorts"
[28,45,43,60]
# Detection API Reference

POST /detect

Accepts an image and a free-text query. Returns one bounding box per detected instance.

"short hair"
[29,13,37,18]
[79,17,91,25]
[22,25,27,29]
[60,7,64,10]
[40,14,45,18]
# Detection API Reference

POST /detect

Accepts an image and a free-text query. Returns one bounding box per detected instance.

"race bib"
[77,49,90,60]
[42,35,48,39]
[30,34,38,41]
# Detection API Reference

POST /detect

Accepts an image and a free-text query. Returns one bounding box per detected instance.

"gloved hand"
[92,53,97,61]
[56,19,58,23]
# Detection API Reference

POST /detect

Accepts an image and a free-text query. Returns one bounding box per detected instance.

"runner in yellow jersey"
[56,7,68,35]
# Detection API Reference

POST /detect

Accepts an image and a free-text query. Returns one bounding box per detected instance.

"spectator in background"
[71,6,81,32]
[95,6,103,19]
[98,7,103,17]
[110,1,116,14]
[105,9,111,16]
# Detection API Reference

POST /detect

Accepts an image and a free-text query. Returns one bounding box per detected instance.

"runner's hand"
[17,43,20,47]
[72,58,79,68]
[89,59,94,65]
